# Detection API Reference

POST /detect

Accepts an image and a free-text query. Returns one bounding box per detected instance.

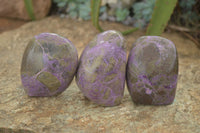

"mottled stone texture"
[127,36,178,105]
[76,30,126,106]
[21,33,78,96]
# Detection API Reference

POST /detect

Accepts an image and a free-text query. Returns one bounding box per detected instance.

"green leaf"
[116,8,129,22]
[179,0,196,9]
[58,1,67,7]
[68,2,77,10]
[24,0,35,20]
[78,3,91,20]
[133,0,155,28]
[146,0,178,36]
[100,6,107,13]
[69,11,78,18]
[142,8,152,16]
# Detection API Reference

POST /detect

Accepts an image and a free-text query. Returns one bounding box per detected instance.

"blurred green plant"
[24,0,35,20]
[53,0,91,20]
[26,0,189,37]
[115,8,129,22]
[179,0,196,9]
[176,0,200,28]
[91,0,138,35]
[146,0,178,35]
[133,0,155,28]
[91,0,103,32]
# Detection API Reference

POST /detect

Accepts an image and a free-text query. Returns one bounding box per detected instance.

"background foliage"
[172,0,200,29]
[133,0,155,28]
[24,0,198,44]
[53,0,91,20]
[52,0,199,30]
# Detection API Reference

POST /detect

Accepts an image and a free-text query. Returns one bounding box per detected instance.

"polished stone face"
[76,30,126,106]
[21,33,78,96]
[126,36,178,105]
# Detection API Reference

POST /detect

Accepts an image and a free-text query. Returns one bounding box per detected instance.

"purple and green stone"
[126,36,178,105]
[21,33,78,96]
[76,30,126,106]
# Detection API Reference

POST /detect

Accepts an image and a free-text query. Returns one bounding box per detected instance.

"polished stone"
[76,30,126,106]
[126,36,178,105]
[21,33,78,96]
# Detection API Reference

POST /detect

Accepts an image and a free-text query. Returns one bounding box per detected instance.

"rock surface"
[0,16,200,132]
[0,0,51,20]
[0,18,26,33]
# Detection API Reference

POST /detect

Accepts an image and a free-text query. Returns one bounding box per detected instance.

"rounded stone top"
[34,33,72,46]
[95,30,126,50]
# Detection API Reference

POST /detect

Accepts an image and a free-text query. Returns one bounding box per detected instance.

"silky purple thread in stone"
[126,36,178,105]
[76,30,126,106]
[21,33,78,96]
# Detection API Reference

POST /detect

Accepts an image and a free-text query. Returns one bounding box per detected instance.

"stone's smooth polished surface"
[127,36,178,105]
[76,30,126,106]
[21,33,78,96]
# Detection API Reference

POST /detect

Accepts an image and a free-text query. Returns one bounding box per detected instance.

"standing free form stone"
[76,30,126,106]
[126,36,178,105]
[21,33,78,96]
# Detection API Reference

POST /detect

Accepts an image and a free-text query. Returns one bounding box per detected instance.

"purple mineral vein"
[126,36,178,105]
[21,33,78,96]
[76,30,126,106]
